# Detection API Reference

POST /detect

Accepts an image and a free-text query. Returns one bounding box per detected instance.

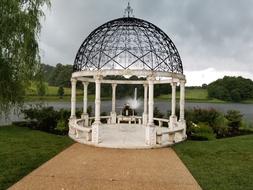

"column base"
[142,113,148,125]
[92,123,101,144]
[110,112,117,124]
[178,119,187,139]
[145,124,156,146]
[69,115,76,120]
[68,117,76,136]
[169,115,178,129]
[81,113,89,126]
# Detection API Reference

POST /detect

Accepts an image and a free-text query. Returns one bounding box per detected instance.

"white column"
[145,76,156,146]
[81,82,89,126]
[82,82,89,114]
[92,75,102,144]
[171,82,177,117]
[94,77,101,124]
[179,80,185,121]
[142,84,148,125]
[70,78,77,119]
[169,82,178,129]
[110,83,117,124]
[179,79,187,139]
[148,80,154,125]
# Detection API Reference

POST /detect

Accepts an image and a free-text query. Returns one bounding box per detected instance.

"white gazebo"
[68,9,187,149]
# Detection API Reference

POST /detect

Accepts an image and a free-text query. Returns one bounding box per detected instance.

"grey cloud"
[40,0,253,74]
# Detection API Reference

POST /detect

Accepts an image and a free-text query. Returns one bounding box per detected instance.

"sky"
[39,0,253,86]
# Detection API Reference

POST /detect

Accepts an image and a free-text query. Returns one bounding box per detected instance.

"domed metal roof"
[73,17,183,74]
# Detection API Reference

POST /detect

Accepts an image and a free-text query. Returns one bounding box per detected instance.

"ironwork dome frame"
[73,17,183,74]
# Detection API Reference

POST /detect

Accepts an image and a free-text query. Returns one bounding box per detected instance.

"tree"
[207,76,253,102]
[0,0,50,113]
[36,81,46,96]
[202,83,207,89]
[231,89,241,102]
[57,86,64,99]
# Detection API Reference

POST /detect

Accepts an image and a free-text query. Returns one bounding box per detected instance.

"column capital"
[171,82,177,86]
[147,75,155,81]
[180,79,186,85]
[111,83,117,88]
[94,75,103,81]
[82,81,89,86]
[71,78,77,83]
[143,83,148,87]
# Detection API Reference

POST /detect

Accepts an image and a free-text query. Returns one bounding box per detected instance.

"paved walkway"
[9,144,202,190]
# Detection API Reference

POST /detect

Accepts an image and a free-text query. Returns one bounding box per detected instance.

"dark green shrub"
[22,106,59,132]
[190,123,216,141]
[22,106,82,135]
[191,108,221,127]
[225,110,243,136]
[212,115,229,138]
[55,119,68,135]
[185,108,229,138]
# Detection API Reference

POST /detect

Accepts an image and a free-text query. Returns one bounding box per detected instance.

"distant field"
[26,83,82,96]
[24,94,111,102]
[157,88,210,100]
[25,85,253,103]
[156,88,252,103]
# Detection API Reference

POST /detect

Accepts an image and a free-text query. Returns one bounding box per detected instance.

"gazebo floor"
[70,124,182,149]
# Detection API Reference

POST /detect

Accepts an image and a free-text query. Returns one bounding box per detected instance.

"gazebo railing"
[70,116,185,146]
[153,117,170,128]
[154,118,185,145]
[69,118,92,141]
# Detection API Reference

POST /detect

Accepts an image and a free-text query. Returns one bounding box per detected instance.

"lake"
[1,100,253,125]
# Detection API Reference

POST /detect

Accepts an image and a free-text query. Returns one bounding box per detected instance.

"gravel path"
[9,143,201,190]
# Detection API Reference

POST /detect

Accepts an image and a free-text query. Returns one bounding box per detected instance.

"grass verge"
[0,126,73,190]
[174,135,253,190]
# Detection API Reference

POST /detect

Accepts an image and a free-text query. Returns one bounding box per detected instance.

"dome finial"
[124,2,134,17]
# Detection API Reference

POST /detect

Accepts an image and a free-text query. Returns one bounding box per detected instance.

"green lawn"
[0,126,73,190]
[158,88,208,100]
[26,82,82,96]
[174,135,253,190]
[24,94,111,102]
[25,85,253,104]
[157,88,227,103]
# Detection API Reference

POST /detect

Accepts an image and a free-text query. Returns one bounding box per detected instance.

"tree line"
[41,63,172,98]
[41,64,253,101]
[207,76,253,102]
